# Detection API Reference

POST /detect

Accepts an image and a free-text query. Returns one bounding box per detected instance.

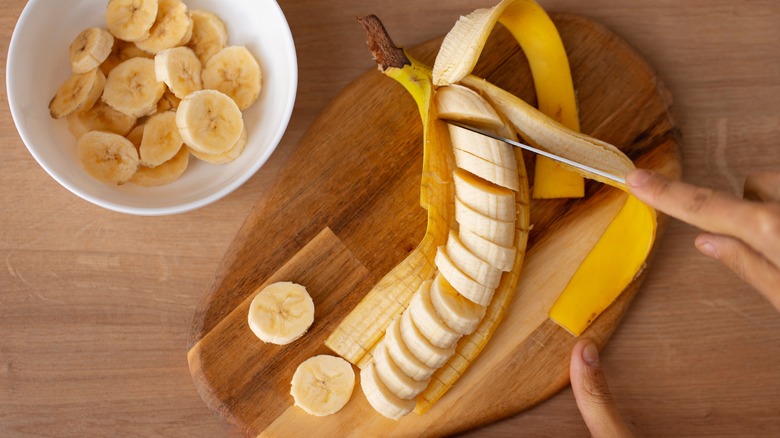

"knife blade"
[443,120,626,186]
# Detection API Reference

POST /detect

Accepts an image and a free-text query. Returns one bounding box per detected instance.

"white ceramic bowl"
[7,0,297,215]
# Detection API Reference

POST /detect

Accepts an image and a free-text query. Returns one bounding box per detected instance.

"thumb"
[570,338,633,438]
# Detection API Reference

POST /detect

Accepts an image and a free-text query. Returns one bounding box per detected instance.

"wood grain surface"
[1,0,779,437]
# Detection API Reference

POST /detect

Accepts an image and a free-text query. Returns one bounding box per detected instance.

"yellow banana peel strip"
[433,0,584,199]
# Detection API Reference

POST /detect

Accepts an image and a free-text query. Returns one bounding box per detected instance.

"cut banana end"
[429,273,486,336]
[435,83,503,130]
[453,168,515,221]
[247,281,314,345]
[49,69,106,119]
[360,363,416,420]
[458,227,515,272]
[202,46,262,110]
[454,196,515,247]
[155,46,203,99]
[189,128,247,164]
[383,316,435,382]
[139,111,183,167]
[188,10,228,65]
[103,57,166,118]
[445,229,502,289]
[176,89,244,155]
[372,341,429,400]
[78,131,140,185]
[135,0,192,54]
[399,310,455,369]
[434,247,494,307]
[408,279,461,349]
[106,0,159,42]
[130,146,189,187]
[70,28,114,74]
[67,100,137,139]
[290,355,355,417]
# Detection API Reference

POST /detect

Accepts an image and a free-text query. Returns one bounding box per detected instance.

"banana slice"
[189,128,246,164]
[290,355,355,417]
[407,279,461,349]
[445,229,502,289]
[106,0,159,42]
[176,89,244,155]
[70,28,114,74]
[454,196,515,247]
[135,0,191,54]
[383,316,435,381]
[155,89,181,113]
[126,123,145,149]
[103,57,166,118]
[399,310,454,369]
[360,363,415,420]
[434,247,494,306]
[435,83,503,130]
[67,100,137,139]
[49,69,106,119]
[139,111,183,167]
[454,149,520,191]
[449,125,516,168]
[130,146,189,186]
[453,169,515,221]
[247,281,314,345]
[78,131,140,185]
[155,46,202,99]
[429,274,486,336]
[202,46,262,110]
[188,10,228,64]
[177,14,194,46]
[458,227,515,272]
[100,39,154,76]
[372,341,428,400]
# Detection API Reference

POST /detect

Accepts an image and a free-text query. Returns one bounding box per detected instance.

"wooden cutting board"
[187,13,681,437]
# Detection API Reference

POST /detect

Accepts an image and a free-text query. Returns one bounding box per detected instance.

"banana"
[49,69,106,119]
[247,281,314,345]
[155,46,202,99]
[102,57,166,118]
[67,100,137,139]
[429,274,486,336]
[77,131,140,185]
[372,341,429,400]
[135,0,191,54]
[453,169,515,221]
[453,149,519,191]
[458,227,515,272]
[445,230,502,289]
[290,355,355,417]
[382,316,435,381]
[435,83,503,129]
[407,279,461,349]
[106,0,159,42]
[126,123,145,148]
[70,28,114,74]
[130,146,189,186]
[434,247,494,306]
[189,128,246,164]
[176,89,244,155]
[202,46,262,110]
[156,89,181,113]
[448,124,516,169]
[187,10,228,64]
[100,39,154,76]
[360,363,416,420]
[399,310,455,369]
[454,197,515,247]
[138,111,182,167]
[177,13,194,46]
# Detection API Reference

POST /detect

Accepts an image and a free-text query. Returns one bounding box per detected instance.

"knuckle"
[754,205,780,237]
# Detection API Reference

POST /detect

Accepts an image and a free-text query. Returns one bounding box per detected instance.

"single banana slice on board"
[106,0,159,42]
[399,310,455,369]
[176,89,244,155]
[290,355,355,417]
[454,196,515,247]
[67,100,137,139]
[435,83,503,130]
[49,69,106,119]
[453,149,519,191]
[383,316,435,381]
[445,230,502,289]
[202,46,262,110]
[247,281,314,345]
[103,57,166,118]
[139,111,183,167]
[453,169,515,221]
[429,273,486,336]
[78,131,139,185]
[189,128,246,164]
[372,341,429,400]
[458,227,515,272]
[130,146,189,187]
[70,28,114,74]
[434,247,494,306]
[188,10,228,65]
[155,47,203,99]
[360,363,416,420]
[407,279,461,349]
[135,0,191,54]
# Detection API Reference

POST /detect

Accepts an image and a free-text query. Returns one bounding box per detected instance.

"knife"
[443,120,626,186]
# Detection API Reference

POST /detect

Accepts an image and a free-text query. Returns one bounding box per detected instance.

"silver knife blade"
[444,120,626,186]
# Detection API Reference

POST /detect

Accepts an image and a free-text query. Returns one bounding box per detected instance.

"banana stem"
[357,15,410,71]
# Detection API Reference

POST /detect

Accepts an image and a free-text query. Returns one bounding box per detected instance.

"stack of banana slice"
[48,0,262,186]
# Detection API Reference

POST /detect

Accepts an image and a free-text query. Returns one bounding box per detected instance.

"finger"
[744,171,780,203]
[626,169,780,263]
[696,233,780,311]
[570,338,633,438]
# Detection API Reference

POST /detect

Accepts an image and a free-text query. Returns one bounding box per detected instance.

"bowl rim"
[6,0,298,216]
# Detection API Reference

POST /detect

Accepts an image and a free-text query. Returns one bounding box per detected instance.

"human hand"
[625,169,780,311]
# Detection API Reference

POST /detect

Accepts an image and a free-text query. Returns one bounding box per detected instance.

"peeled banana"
[138,111,183,167]
[247,282,314,345]
[135,0,191,54]
[106,0,159,42]
[78,131,140,185]
[202,46,262,111]
[155,46,202,99]
[187,10,228,64]
[102,57,166,118]
[49,69,106,119]
[70,28,114,74]
[176,89,244,155]
[290,355,355,417]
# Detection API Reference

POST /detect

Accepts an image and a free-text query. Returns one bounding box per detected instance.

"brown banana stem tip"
[357,15,410,71]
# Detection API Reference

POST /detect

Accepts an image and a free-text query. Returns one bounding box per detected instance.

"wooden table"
[1,0,778,436]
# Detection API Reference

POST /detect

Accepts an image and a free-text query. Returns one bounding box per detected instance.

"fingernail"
[626,169,653,188]
[582,341,600,367]
[696,239,718,259]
